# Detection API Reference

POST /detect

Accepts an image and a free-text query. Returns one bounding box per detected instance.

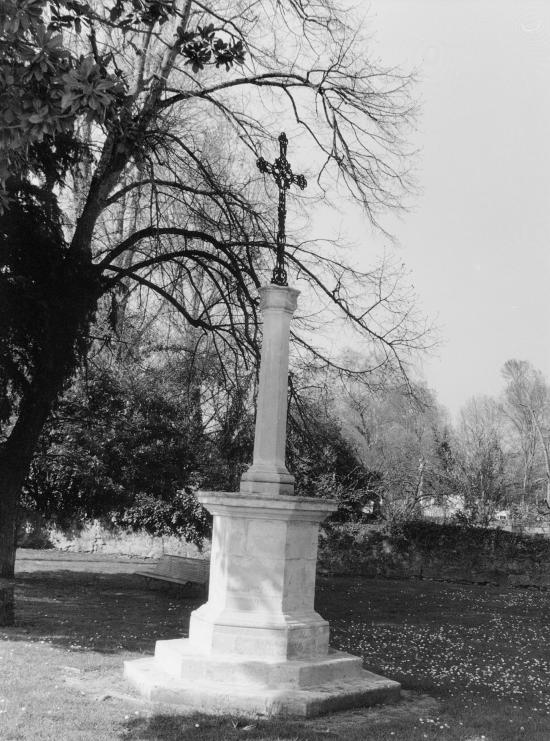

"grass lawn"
[1,551,550,740]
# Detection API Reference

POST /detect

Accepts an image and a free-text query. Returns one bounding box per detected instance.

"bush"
[318,518,550,585]
[22,358,216,544]
[110,489,211,547]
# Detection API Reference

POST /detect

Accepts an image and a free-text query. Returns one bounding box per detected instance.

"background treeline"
[20,293,550,546]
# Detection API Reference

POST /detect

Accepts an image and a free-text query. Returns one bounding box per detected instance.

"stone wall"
[47,521,210,559]
[17,516,208,559]
[318,521,550,588]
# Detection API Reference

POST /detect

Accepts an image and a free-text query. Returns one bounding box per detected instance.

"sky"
[331,0,550,417]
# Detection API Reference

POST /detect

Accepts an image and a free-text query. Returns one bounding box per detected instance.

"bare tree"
[1,0,426,622]
[501,360,550,507]
[455,396,509,526]
[332,366,448,522]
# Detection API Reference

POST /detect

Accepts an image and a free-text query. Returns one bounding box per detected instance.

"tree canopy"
[0,0,427,620]
[1,0,425,417]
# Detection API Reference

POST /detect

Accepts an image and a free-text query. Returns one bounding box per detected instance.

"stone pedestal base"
[124,492,400,716]
[125,640,400,717]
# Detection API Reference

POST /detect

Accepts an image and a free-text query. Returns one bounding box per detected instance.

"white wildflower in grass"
[325,578,550,716]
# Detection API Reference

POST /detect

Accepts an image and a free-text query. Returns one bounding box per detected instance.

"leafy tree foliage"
[0,0,245,197]
[23,332,381,537]
[21,308,255,544]
[24,363,203,519]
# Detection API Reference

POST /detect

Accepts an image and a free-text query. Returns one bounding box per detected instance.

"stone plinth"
[188,493,333,660]
[124,492,401,716]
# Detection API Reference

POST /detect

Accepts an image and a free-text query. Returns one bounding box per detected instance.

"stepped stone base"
[125,490,401,716]
[124,641,400,717]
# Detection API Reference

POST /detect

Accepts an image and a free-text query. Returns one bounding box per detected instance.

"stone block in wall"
[506,558,529,575]
[508,573,534,587]
[421,563,467,581]
[535,573,550,588]
[359,565,381,578]
[470,569,508,586]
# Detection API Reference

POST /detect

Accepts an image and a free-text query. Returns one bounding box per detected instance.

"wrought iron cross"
[257,132,307,286]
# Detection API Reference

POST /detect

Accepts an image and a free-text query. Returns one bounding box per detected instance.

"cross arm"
[291,172,307,190]
[256,157,274,175]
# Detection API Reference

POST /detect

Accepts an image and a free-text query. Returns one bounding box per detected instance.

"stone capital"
[197,491,337,523]
[258,284,300,314]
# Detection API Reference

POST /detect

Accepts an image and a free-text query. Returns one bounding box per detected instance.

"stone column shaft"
[240,284,299,496]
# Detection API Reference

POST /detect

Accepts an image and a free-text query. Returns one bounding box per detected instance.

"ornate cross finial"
[257,132,307,286]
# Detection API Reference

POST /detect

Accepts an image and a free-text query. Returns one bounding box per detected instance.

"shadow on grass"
[5,570,518,662]
[118,696,444,741]
[6,571,204,654]
[120,712,346,741]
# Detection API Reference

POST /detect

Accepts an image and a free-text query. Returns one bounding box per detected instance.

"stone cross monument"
[124,134,400,716]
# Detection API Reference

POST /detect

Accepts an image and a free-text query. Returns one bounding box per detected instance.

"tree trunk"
[0,295,98,624]
[521,450,532,509]
[0,458,19,577]
[528,411,550,507]
[0,580,14,625]
[0,460,19,624]
[0,390,58,624]
[1,134,121,624]
[0,438,42,624]
[414,457,425,502]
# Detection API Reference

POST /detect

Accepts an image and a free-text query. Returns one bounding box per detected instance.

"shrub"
[110,489,211,548]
